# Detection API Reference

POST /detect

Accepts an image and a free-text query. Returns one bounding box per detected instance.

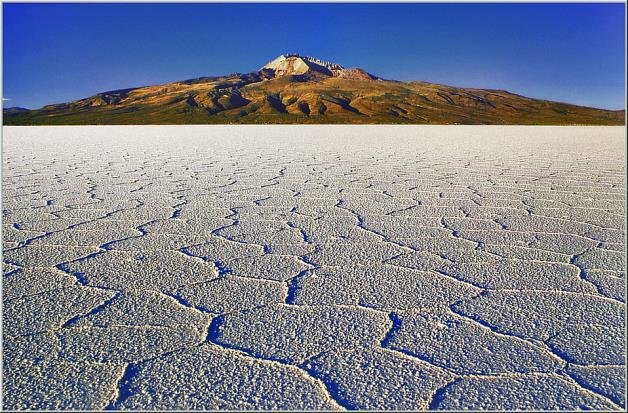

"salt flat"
[1,125,626,410]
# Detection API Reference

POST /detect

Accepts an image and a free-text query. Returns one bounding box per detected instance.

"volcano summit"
[261,54,378,81]
[3,54,624,125]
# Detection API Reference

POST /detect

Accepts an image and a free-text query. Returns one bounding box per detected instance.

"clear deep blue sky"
[3,2,625,110]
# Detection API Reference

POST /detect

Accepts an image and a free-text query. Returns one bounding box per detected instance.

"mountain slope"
[3,54,624,125]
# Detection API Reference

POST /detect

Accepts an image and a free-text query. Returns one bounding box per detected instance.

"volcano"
[3,54,624,125]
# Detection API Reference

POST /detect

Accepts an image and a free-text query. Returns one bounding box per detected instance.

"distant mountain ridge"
[3,54,624,125]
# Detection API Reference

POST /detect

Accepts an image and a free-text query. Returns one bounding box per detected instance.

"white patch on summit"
[261,54,377,80]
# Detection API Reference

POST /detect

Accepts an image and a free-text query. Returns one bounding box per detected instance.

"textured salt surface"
[1,125,626,410]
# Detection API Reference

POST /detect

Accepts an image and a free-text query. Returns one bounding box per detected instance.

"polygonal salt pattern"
[2,125,625,410]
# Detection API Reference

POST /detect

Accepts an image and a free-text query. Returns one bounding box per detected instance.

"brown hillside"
[4,54,624,125]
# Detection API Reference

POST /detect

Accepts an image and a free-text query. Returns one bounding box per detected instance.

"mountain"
[3,54,624,125]
[3,107,31,115]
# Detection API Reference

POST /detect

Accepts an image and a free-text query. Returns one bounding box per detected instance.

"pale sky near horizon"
[3,2,625,110]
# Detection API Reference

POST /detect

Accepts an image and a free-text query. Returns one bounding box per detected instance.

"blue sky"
[2,3,625,110]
